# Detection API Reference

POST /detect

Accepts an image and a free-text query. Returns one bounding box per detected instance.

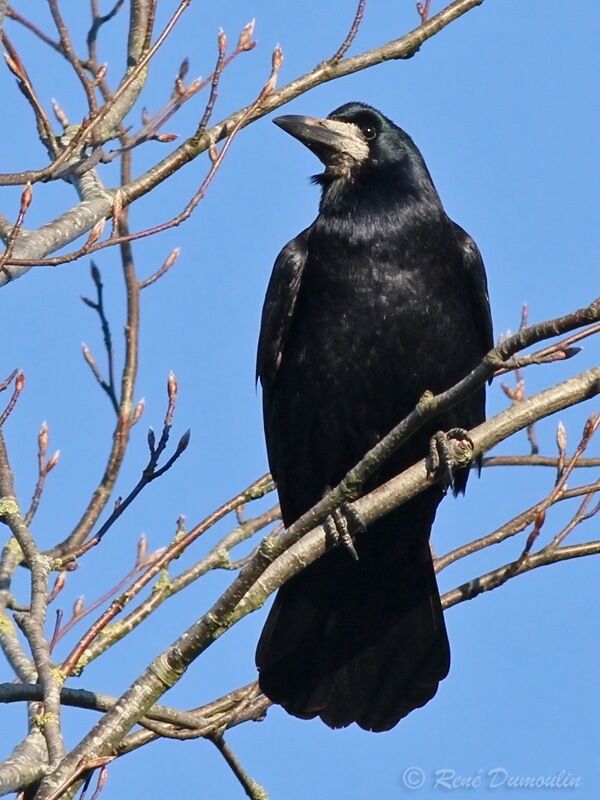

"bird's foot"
[427,428,474,488]
[324,501,365,562]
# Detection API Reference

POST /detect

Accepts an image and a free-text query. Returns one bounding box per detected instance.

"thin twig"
[81,263,119,413]
[24,422,60,525]
[1,34,57,155]
[59,475,274,676]
[417,0,433,23]
[331,0,367,61]
[211,736,268,800]
[74,503,279,671]
[435,480,600,572]
[441,540,600,609]
[138,247,180,289]
[0,0,191,186]
[482,454,600,468]
[6,6,63,54]
[197,28,228,132]
[0,371,25,427]
[546,489,599,549]
[0,0,486,191]
[87,0,125,62]
[13,49,283,269]
[48,0,98,114]
[0,182,33,271]
[514,413,599,562]
[495,321,600,376]
[60,374,190,563]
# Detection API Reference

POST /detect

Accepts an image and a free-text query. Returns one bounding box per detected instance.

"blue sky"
[0,2,598,798]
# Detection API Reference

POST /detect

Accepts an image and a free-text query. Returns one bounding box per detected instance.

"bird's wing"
[453,222,494,356]
[256,230,309,387]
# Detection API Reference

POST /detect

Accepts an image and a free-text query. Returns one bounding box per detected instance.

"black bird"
[255,102,493,731]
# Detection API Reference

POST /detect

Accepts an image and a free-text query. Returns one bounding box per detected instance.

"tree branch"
[0,0,485,286]
[32,364,599,799]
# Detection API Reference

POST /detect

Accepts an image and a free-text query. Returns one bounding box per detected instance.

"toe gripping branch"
[324,501,366,562]
[427,427,475,488]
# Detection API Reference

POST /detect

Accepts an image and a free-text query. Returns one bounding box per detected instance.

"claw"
[427,428,474,487]
[323,499,365,561]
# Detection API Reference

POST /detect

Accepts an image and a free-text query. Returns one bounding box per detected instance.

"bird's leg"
[323,489,365,561]
[427,428,474,488]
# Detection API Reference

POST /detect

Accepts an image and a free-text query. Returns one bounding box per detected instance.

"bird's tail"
[255,494,450,731]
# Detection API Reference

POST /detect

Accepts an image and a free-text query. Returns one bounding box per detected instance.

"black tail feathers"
[256,512,449,732]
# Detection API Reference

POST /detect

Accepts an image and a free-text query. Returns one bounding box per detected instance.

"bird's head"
[273,102,424,188]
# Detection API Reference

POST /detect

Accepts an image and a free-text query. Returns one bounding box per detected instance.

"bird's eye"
[363,126,377,141]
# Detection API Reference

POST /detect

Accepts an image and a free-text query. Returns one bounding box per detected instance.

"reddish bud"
[187,78,203,95]
[15,372,25,392]
[155,132,178,143]
[95,64,108,83]
[45,450,60,473]
[582,413,600,441]
[51,98,69,127]
[82,343,96,368]
[20,182,33,215]
[167,371,178,400]
[38,421,49,457]
[86,218,105,248]
[4,52,26,81]
[218,29,227,54]
[136,533,148,565]
[50,571,67,600]
[72,596,85,617]
[272,44,283,72]
[261,45,284,97]
[519,303,529,330]
[238,19,256,51]
[556,421,567,455]
[132,398,145,425]
[165,248,181,269]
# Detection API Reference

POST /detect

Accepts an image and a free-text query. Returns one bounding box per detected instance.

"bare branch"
[211,736,268,800]
[0,432,64,763]
[81,263,119,413]
[331,0,367,62]
[435,481,600,572]
[0,0,486,291]
[482,454,600,469]
[441,540,600,609]
[1,34,57,156]
[59,476,274,676]
[24,422,60,526]
[48,0,98,115]
[32,365,599,799]
[0,371,25,427]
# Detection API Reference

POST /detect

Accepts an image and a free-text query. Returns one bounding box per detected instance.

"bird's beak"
[273,115,369,167]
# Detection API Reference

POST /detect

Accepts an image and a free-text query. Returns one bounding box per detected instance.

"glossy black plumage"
[255,102,493,731]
